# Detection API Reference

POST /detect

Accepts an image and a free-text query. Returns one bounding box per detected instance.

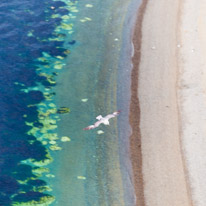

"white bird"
[83,110,121,130]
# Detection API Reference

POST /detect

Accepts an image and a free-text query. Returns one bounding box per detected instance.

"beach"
[131,0,206,205]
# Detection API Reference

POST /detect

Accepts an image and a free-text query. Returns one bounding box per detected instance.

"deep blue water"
[0,0,75,205]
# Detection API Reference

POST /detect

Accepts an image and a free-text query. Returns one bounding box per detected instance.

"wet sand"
[129,1,147,205]
[130,0,202,205]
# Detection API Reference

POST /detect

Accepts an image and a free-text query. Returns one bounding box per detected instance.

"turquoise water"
[49,0,141,205]
[0,0,140,205]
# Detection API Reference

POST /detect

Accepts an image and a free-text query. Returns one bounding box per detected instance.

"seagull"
[83,110,121,130]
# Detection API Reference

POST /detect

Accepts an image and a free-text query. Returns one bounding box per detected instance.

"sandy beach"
[131,0,206,205]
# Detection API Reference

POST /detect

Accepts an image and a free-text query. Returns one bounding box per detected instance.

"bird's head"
[113,110,121,115]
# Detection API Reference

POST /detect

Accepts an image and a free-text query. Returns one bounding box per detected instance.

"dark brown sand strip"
[129,0,148,205]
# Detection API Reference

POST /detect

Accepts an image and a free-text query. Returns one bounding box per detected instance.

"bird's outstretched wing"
[83,125,95,130]
[105,110,121,120]
[83,119,103,130]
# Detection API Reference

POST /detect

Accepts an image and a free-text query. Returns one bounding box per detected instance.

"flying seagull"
[83,110,121,130]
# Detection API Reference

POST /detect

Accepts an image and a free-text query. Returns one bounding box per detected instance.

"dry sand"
[130,0,206,205]
[178,0,206,205]
[138,1,192,205]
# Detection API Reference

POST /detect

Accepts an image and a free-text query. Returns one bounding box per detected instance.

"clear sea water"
[0,0,140,205]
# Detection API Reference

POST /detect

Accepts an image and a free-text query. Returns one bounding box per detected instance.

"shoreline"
[129,0,148,205]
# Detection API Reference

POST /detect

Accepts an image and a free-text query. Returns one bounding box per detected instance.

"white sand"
[138,0,193,205]
[178,0,206,205]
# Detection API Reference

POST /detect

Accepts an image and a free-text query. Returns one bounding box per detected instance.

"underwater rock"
[46,174,55,178]
[42,141,48,145]
[61,136,71,142]
[70,6,78,12]
[55,55,64,60]
[49,145,62,151]
[31,153,53,167]
[63,49,71,55]
[81,98,88,102]
[80,17,92,22]
[51,14,61,18]
[61,15,70,20]
[54,64,63,70]
[36,185,53,192]
[77,176,86,180]
[12,193,55,206]
[52,72,58,76]
[49,140,56,145]
[85,4,93,7]
[85,17,92,21]
[32,167,49,175]
[48,103,56,108]
[42,133,58,141]
[57,107,70,114]
[97,130,104,135]
[39,73,56,85]
[37,57,49,63]
[68,40,76,45]
[27,31,34,37]
[60,23,73,30]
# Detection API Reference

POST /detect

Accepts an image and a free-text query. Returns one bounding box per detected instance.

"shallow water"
[51,0,141,205]
[0,0,140,205]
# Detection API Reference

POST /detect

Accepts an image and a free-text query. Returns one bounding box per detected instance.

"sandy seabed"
[131,0,206,205]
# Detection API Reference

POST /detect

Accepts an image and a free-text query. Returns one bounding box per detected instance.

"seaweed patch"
[0,0,78,205]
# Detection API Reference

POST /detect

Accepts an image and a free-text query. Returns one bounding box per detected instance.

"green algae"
[48,37,63,42]
[27,31,34,37]
[45,174,55,178]
[42,141,48,145]
[16,1,80,205]
[64,49,71,55]
[32,167,50,175]
[12,195,55,206]
[38,57,49,63]
[61,15,70,20]
[55,55,64,60]
[43,133,58,141]
[51,14,61,19]
[31,157,53,167]
[42,52,51,58]
[48,103,56,107]
[49,145,62,151]
[54,64,63,70]
[57,107,70,114]
[39,73,56,85]
[80,17,92,22]
[49,140,56,145]
[35,185,53,193]
[60,23,73,30]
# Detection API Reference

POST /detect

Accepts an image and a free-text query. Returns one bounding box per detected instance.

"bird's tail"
[83,125,95,130]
